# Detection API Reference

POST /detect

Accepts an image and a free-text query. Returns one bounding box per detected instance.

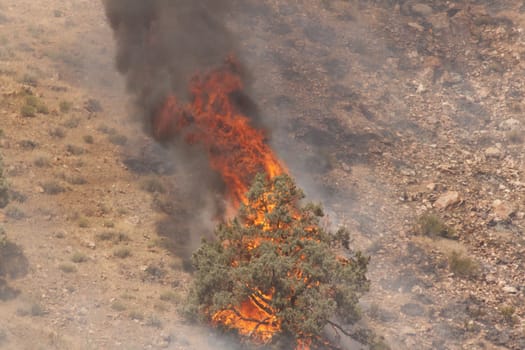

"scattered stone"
[484,146,503,159]
[411,4,433,16]
[492,200,515,222]
[498,118,520,131]
[434,191,460,209]
[426,183,436,191]
[502,286,518,294]
[400,326,417,336]
[400,167,416,176]
[408,22,424,32]
[485,274,497,283]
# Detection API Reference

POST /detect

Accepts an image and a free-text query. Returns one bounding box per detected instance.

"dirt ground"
[0,0,524,349]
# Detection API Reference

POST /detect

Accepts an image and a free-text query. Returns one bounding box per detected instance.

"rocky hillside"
[0,0,524,349]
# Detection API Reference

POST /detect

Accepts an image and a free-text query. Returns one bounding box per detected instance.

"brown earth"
[0,1,524,349]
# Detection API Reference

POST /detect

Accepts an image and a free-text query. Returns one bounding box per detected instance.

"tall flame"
[153,57,284,207]
[152,57,288,344]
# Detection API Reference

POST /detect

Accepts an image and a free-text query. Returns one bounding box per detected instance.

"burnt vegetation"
[186,174,369,349]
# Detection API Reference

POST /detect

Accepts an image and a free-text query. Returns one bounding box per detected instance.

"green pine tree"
[187,174,369,348]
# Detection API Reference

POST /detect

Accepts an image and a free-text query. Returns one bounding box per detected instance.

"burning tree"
[187,173,369,349]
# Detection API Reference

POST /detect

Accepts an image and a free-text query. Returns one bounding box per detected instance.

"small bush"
[113,247,131,259]
[500,305,516,324]
[111,300,126,312]
[41,181,65,195]
[507,130,523,144]
[129,310,144,321]
[58,263,77,273]
[108,134,128,146]
[30,303,46,317]
[5,206,25,220]
[18,140,38,150]
[59,101,72,113]
[83,135,94,144]
[417,213,457,239]
[63,118,80,129]
[25,96,48,115]
[20,104,36,117]
[97,124,116,135]
[21,74,38,87]
[144,264,167,280]
[85,99,103,113]
[96,231,129,243]
[49,127,66,139]
[0,159,8,209]
[34,156,51,168]
[66,175,87,185]
[159,291,182,304]
[66,144,85,155]
[78,217,89,228]
[146,315,163,329]
[9,190,27,203]
[141,178,165,194]
[449,251,478,278]
[36,103,49,115]
[71,252,88,263]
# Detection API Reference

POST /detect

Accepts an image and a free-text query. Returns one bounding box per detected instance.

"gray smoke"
[103,0,239,132]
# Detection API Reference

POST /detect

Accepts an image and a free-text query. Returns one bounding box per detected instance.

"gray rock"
[499,118,520,131]
[485,146,503,159]
[434,191,460,209]
[492,200,515,222]
[411,4,433,16]
[502,286,518,294]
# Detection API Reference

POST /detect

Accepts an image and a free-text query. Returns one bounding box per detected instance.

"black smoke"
[103,0,257,254]
[103,0,243,134]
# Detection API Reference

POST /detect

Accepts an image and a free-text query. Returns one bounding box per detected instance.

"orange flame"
[153,57,285,207]
[152,58,310,348]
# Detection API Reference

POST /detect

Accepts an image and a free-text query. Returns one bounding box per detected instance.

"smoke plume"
[104,0,273,251]
[103,0,248,129]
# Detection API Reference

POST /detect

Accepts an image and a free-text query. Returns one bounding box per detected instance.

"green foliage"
[187,174,369,347]
[24,95,48,115]
[417,213,457,239]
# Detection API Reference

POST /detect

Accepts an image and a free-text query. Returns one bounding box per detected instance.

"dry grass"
[71,252,88,263]
[417,213,457,239]
[448,251,478,278]
[41,181,65,195]
[113,247,131,259]
[58,263,77,273]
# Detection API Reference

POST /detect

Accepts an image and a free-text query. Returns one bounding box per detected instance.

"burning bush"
[187,174,369,349]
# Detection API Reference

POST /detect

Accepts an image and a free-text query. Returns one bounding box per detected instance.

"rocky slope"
[0,0,523,349]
